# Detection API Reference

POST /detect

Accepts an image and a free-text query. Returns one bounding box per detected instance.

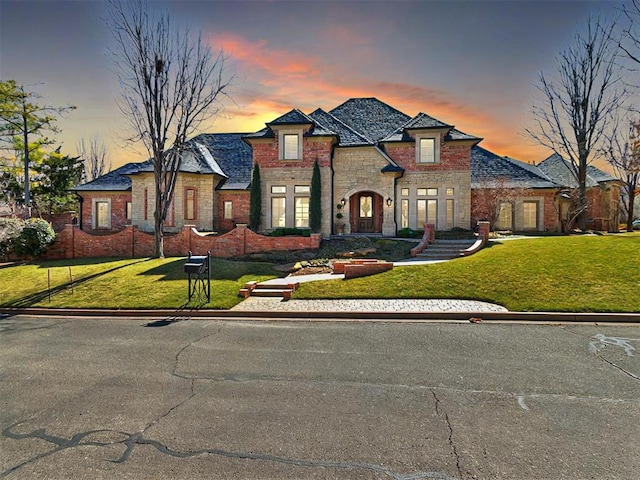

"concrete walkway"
[233,267,509,313]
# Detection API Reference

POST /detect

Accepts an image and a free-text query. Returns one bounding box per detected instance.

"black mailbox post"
[184,251,211,302]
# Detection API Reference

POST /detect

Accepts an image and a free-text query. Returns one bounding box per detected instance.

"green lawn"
[1,234,639,312]
[295,233,640,312]
[0,257,284,310]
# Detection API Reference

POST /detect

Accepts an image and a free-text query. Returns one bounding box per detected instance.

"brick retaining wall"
[42,224,321,260]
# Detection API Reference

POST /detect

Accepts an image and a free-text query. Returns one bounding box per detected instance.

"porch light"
[341,197,346,206]
[386,197,393,206]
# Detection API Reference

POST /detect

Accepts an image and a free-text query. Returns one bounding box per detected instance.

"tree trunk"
[627,185,636,231]
[154,180,165,258]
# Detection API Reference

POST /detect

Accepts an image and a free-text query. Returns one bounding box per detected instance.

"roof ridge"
[310,108,372,144]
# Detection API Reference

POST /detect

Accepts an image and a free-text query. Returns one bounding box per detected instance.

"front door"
[350,192,383,233]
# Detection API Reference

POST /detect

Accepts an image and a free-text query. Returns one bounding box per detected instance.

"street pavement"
[1,315,639,479]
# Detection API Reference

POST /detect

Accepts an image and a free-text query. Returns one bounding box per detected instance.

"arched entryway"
[349,191,383,233]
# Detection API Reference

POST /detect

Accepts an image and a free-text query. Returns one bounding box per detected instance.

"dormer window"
[416,135,439,164]
[279,130,302,160]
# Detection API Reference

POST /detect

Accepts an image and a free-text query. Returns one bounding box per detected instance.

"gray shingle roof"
[537,153,618,188]
[329,98,411,143]
[308,108,371,146]
[74,133,253,192]
[267,108,315,126]
[191,133,253,190]
[72,161,144,191]
[471,146,560,189]
[381,112,480,143]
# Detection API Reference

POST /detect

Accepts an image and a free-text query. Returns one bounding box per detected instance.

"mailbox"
[184,251,211,302]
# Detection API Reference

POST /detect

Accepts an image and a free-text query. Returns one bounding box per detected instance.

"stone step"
[252,282,299,291]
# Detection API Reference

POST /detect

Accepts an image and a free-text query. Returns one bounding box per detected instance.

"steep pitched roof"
[74,133,253,192]
[308,108,371,146]
[537,153,617,188]
[471,146,560,189]
[382,112,481,143]
[190,133,253,190]
[329,97,411,143]
[267,108,315,126]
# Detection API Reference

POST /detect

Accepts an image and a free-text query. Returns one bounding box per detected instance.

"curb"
[1,307,639,323]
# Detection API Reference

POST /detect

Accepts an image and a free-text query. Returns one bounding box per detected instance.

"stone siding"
[333,146,397,236]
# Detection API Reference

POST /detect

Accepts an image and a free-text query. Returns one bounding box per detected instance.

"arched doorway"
[350,191,383,233]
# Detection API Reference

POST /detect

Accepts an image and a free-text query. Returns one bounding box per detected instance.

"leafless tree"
[472,178,533,231]
[527,16,625,230]
[106,0,233,257]
[602,116,640,230]
[76,136,111,182]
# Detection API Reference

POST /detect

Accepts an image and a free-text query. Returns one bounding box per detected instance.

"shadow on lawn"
[139,258,286,281]
[3,259,148,308]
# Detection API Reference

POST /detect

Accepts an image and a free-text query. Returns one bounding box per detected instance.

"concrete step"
[250,288,294,298]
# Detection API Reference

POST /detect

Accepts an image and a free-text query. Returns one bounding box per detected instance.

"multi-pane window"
[185,188,196,220]
[417,188,437,196]
[418,138,436,163]
[523,201,538,230]
[126,202,132,221]
[427,199,437,226]
[294,185,310,228]
[446,187,454,196]
[283,134,299,160]
[445,199,454,230]
[271,186,286,194]
[271,197,286,227]
[417,200,426,226]
[497,202,513,230]
[295,197,309,227]
[401,199,409,228]
[223,201,233,219]
[401,188,409,197]
[96,201,109,228]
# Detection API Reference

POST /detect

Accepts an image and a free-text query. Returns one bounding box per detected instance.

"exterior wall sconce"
[386,197,393,206]
[341,198,346,206]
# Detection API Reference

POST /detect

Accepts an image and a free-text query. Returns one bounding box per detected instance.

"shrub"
[12,218,55,257]
[269,227,311,237]
[0,217,24,258]
[396,227,424,238]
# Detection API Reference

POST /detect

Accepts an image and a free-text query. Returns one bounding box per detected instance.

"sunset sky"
[0,0,625,169]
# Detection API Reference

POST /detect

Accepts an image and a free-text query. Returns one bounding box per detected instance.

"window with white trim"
[279,131,302,160]
[126,202,132,221]
[497,202,513,230]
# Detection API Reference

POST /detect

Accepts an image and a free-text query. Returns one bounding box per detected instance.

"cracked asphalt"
[1,315,639,479]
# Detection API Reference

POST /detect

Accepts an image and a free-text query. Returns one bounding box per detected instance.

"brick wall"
[79,191,131,232]
[383,138,473,172]
[42,223,321,260]
[216,191,251,231]
[470,188,559,232]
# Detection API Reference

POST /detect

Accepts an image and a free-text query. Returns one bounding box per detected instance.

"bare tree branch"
[106,0,234,257]
[526,16,625,229]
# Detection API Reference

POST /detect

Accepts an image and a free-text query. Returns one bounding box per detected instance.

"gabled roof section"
[471,146,560,189]
[267,108,315,126]
[537,153,618,188]
[381,112,481,143]
[72,161,144,191]
[308,108,371,146]
[329,97,411,143]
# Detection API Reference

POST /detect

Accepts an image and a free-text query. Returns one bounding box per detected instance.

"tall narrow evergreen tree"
[249,163,262,231]
[309,160,322,232]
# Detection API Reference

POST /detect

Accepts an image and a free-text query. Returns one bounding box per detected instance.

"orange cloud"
[205,32,550,161]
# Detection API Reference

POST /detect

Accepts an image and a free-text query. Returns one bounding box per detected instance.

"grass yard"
[295,233,640,312]
[0,257,284,310]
